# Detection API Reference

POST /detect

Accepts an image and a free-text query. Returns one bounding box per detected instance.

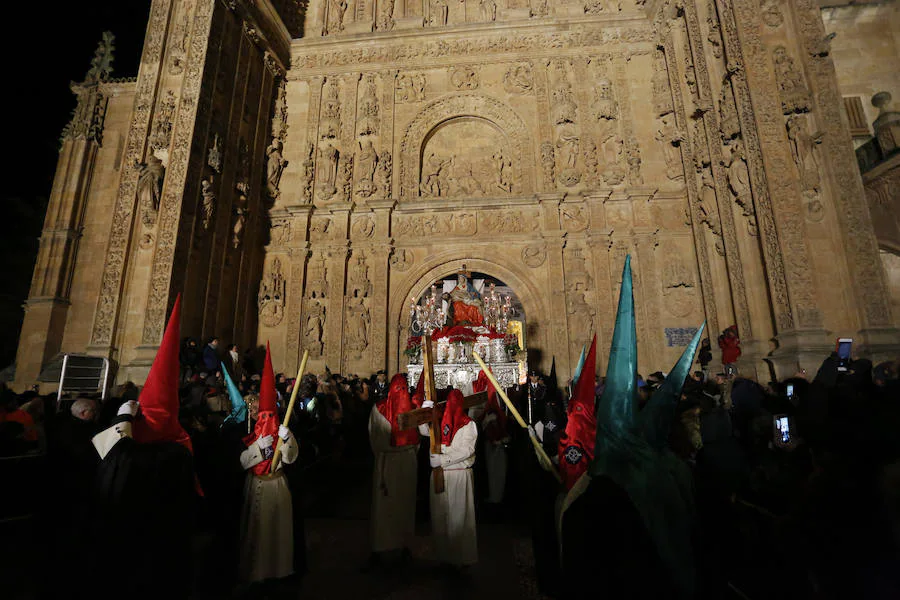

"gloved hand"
[422,400,434,409]
[429,453,442,468]
[117,400,139,418]
[258,434,275,460]
[278,425,291,441]
[527,425,538,440]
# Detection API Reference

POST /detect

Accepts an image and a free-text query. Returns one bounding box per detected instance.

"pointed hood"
[441,389,472,446]
[641,323,706,450]
[378,373,419,447]
[558,335,597,490]
[411,371,425,408]
[571,345,587,388]
[245,342,280,475]
[133,295,192,456]
[584,255,696,599]
[545,356,561,407]
[221,361,247,427]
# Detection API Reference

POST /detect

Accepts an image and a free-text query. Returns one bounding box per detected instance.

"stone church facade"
[13,0,900,390]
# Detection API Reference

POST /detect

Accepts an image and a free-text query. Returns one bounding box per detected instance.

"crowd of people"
[2,278,900,599]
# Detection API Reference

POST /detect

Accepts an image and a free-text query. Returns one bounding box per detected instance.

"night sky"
[1,3,151,371]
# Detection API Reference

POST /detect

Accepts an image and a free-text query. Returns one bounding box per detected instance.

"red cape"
[244,342,280,475]
[376,373,419,447]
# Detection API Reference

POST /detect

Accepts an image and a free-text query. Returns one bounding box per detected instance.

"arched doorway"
[389,256,551,378]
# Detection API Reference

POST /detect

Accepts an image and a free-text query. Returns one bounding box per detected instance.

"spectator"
[698,338,713,374]
[718,326,741,376]
[202,337,220,373]
[226,343,242,382]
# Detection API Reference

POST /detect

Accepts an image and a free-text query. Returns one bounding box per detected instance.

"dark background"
[2,3,150,373]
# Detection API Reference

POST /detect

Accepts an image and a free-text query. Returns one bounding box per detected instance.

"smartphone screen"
[776,416,790,443]
[837,340,852,361]
[786,384,795,397]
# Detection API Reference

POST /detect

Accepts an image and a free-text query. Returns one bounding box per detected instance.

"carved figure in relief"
[556,125,580,170]
[327,0,348,34]
[522,245,547,268]
[592,78,618,121]
[786,115,824,196]
[655,113,684,181]
[357,75,379,136]
[375,150,392,197]
[356,139,378,197]
[450,67,479,90]
[480,0,497,22]
[353,216,376,238]
[430,0,449,26]
[493,149,513,193]
[300,142,315,203]
[661,251,695,318]
[761,0,783,28]
[346,293,370,357]
[583,141,599,184]
[390,248,412,271]
[773,46,810,114]
[338,154,354,201]
[706,0,723,59]
[530,0,548,17]
[566,285,595,357]
[207,133,223,173]
[150,91,176,154]
[233,193,248,249]
[421,153,453,197]
[304,300,326,357]
[137,155,165,220]
[719,80,740,141]
[540,141,555,185]
[271,220,291,245]
[451,163,486,197]
[258,258,287,327]
[376,0,395,30]
[318,144,340,189]
[503,64,534,95]
[723,141,753,218]
[321,80,341,139]
[266,139,288,198]
[200,176,215,231]
[396,73,426,103]
[651,49,673,117]
[626,140,643,185]
[698,168,725,255]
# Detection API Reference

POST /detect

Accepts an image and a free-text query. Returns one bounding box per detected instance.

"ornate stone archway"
[398,93,535,199]
[388,253,550,374]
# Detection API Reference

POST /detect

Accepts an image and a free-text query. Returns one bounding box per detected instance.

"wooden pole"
[423,333,445,493]
[473,353,561,482]
[270,350,310,473]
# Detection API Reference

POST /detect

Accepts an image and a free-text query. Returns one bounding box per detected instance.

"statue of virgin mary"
[442,267,484,327]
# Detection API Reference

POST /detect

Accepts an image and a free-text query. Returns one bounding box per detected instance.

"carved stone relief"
[481,210,540,233]
[376,0,395,30]
[355,139,379,197]
[773,46,811,115]
[259,257,287,327]
[266,139,288,198]
[656,113,684,181]
[320,79,341,139]
[138,156,165,228]
[337,153,354,201]
[375,150,392,198]
[786,114,825,222]
[561,205,589,232]
[270,219,291,246]
[325,0,348,35]
[592,77,619,122]
[522,245,547,268]
[396,73,426,103]
[310,216,334,240]
[316,143,340,200]
[345,252,372,358]
[723,141,757,235]
[207,133,222,173]
[503,63,534,95]
[659,242,697,318]
[479,0,498,22]
[232,192,248,249]
[718,78,741,141]
[352,215,376,238]
[200,176,215,231]
[357,74,379,136]
[697,166,724,255]
[394,212,477,236]
[651,47,674,117]
[149,91,177,160]
[540,141,555,186]
[299,142,315,204]
[706,0,723,59]
[761,0,783,28]
[449,66,479,90]
[389,248,413,271]
[429,0,449,26]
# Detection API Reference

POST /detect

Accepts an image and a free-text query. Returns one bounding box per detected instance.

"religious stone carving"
[556,124,581,187]
[355,139,378,197]
[583,141,600,186]
[304,300,326,357]
[656,113,684,181]
[592,78,619,122]
[390,248,413,271]
[493,149,513,193]
[530,0,548,18]
[601,133,626,185]
[236,139,251,196]
[207,133,222,173]
[139,233,154,250]
[375,150,392,198]
[352,215,376,238]
[430,0,449,26]
[345,293,370,358]
[233,193,248,249]
[481,210,540,233]
[138,156,165,227]
[310,217,333,240]
[561,205,588,232]
[266,139,288,199]
[420,153,453,197]
[761,0,783,28]
[376,0,395,31]
[503,64,534,95]
[480,0,497,22]
[550,61,578,125]
[258,257,287,327]
[706,0,723,59]
[773,46,811,114]
[449,66,479,90]
[787,114,824,215]
[200,176,215,231]
[320,79,341,139]
[299,142,315,204]
[626,139,643,185]
[316,144,340,200]
[660,246,696,318]
[357,74,380,136]
[651,48,673,117]
[168,1,192,74]
[271,78,288,142]
[270,219,291,246]
[522,245,547,268]
[326,0,348,34]
[718,79,740,141]
[697,167,724,255]
[540,141,555,186]
[396,73,426,103]
[149,91,177,158]
[565,249,595,355]
[723,141,756,235]
[394,212,477,236]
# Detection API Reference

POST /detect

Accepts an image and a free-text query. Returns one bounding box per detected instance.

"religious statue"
[346,293,370,357]
[327,0,348,34]
[430,0,449,26]
[592,78,618,121]
[233,193,248,249]
[442,268,485,327]
[200,176,215,231]
[420,153,453,197]
[786,114,823,195]
[304,301,326,356]
[137,155,165,216]
[480,0,497,22]
[266,139,287,198]
[493,149,513,193]
[375,150,392,198]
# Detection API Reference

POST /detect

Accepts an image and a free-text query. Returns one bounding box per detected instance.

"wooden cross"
[398,333,487,494]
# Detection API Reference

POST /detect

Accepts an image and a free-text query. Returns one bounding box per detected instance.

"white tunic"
[369,408,418,553]
[239,432,299,583]
[429,420,478,566]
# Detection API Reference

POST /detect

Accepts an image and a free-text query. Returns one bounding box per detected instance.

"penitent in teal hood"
[587,255,700,599]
